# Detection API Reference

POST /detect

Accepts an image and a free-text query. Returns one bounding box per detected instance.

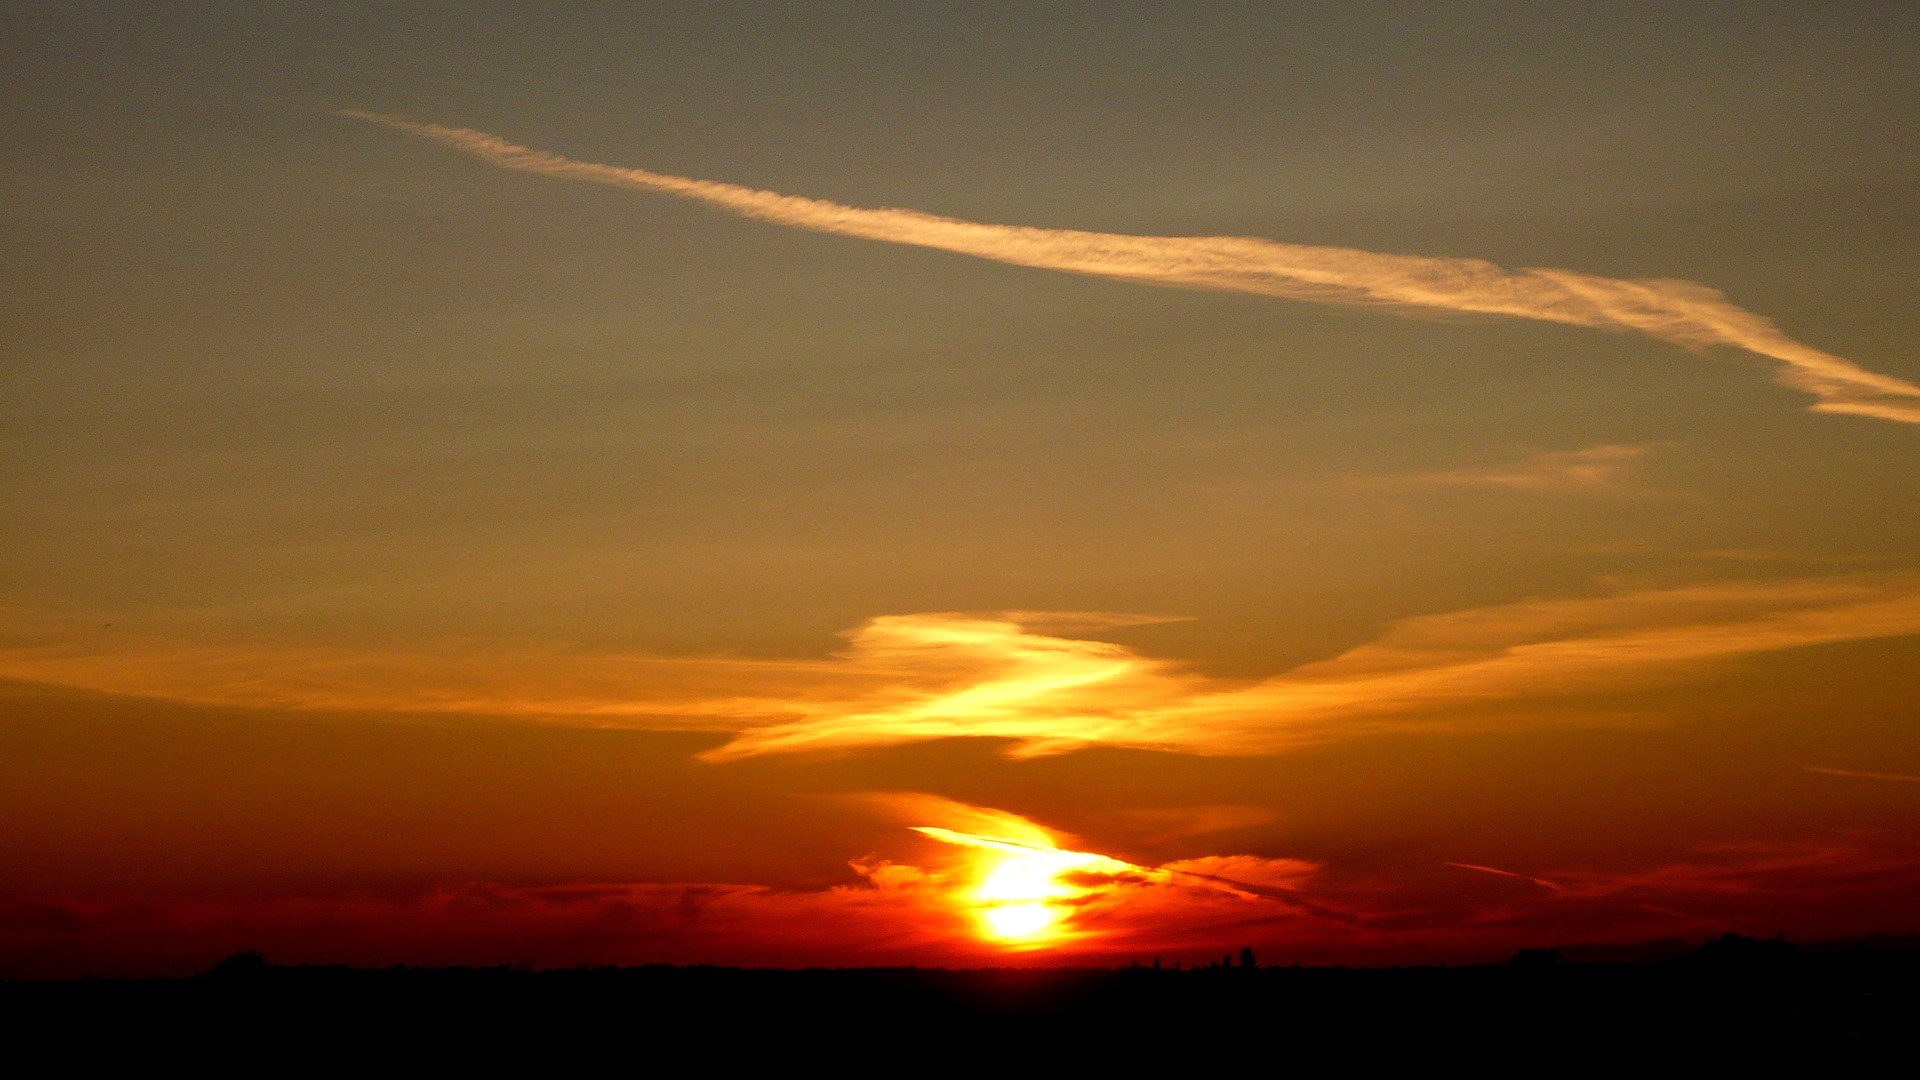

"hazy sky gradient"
[3,1,1917,975]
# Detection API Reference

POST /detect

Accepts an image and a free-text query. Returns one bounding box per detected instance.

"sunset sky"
[5,2,1918,977]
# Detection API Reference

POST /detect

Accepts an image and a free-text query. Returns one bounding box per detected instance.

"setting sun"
[981,902,1056,943]
[4,3,1919,1002]
[914,825,1149,948]
[975,853,1073,944]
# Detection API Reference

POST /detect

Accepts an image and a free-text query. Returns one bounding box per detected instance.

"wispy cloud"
[1377,443,1657,494]
[345,112,1920,425]
[1445,862,1566,892]
[1686,549,1875,566]
[0,607,847,727]
[9,574,1920,760]
[1546,839,1920,901]
[1805,766,1920,784]
[701,574,1920,759]
[1430,838,1920,942]
[1108,805,1279,843]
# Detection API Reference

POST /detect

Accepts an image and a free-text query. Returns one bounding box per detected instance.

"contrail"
[345,112,1920,425]
[1804,765,1920,784]
[913,824,1353,922]
[1445,862,1566,892]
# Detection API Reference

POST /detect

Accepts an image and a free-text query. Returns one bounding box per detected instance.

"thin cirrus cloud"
[343,112,1920,426]
[1445,862,1567,893]
[1804,766,1920,784]
[1375,443,1657,494]
[1436,838,1920,939]
[6,573,1919,760]
[1545,839,1920,902]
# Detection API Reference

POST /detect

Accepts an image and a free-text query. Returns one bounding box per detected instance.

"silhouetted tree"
[209,950,266,979]
[1239,947,1257,970]
[1508,948,1561,969]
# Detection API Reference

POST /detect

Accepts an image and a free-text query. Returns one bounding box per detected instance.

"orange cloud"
[7,574,1920,759]
[0,796,1327,976]
[704,574,1920,758]
[0,605,856,726]
[346,112,1920,425]
[1377,443,1658,494]
[8,815,1911,977]
[852,794,1326,949]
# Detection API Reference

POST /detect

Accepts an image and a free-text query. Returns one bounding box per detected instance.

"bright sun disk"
[912,824,1146,948]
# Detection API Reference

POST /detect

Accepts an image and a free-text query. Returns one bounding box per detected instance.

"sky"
[3,1,1918,976]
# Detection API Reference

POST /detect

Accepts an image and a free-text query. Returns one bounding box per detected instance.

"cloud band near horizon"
[344,112,1920,426]
[8,574,1920,760]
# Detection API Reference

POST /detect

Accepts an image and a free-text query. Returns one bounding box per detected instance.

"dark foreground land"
[5,936,1914,1064]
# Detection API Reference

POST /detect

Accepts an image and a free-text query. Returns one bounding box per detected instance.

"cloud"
[0,877,961,978]
[798,798,1335,951]
[1108,806,1280,843]
[1546,839,1920,902]
[700,574,1920,759]
[1441,839,1920,922]
[1395,836,1920,947]
[1445,862,1567,892]
[7,802,1908,975]
[1686,549,1873,565]
[855,795,1335,928]
[858,791,1063,848]
[0,795,1326,975]
[0,606,847,727]
[1805,766,1920,784]
[8,573,1920,760]
[1379,443,1657,494]
[345,112,1920,426]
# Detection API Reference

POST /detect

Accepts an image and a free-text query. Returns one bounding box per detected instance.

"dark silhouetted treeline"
[5,935,1914,1064]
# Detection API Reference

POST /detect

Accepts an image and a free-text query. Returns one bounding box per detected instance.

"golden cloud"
[7,574,1920,759]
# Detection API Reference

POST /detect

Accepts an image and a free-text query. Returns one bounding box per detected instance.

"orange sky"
[4,3,1919,976]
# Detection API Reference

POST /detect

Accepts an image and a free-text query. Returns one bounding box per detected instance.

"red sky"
[4,4,1919,976]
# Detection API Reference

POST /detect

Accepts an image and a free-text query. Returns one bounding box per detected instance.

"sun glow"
[974,852,1074,944]
[913,825,1145,947]
[981,901,1057,941]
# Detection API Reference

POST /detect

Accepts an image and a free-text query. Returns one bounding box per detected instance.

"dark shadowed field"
[5,935,1912,1065]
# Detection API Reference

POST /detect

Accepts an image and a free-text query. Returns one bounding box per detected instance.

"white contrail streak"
[1445,862,1566,892]
[346,112,1920,425]
[1804,766,1920,784]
